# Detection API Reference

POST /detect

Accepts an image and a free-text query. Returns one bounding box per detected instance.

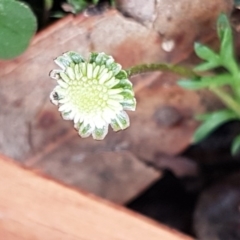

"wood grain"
[0,154,193,240]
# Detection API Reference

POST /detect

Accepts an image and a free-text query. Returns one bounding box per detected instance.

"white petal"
[54,86,67,96]
[106,57,114,66]
[63,53,73,63]
[109,94,124,101]
[108,88,123,95]
[57,80,69,88]
[58,103,72,112]
[107,99,123,111]
[50,91,59,105]
[83,117,94,129]
[92,124,109,140]
[66,67,76,80]
[54,59,66,70]
[93,115,106,129]
[102,107,117,123]
[50,69,61,80]
[98,69,109,83]
[78,114,84,123]
[112,63,122,75]
[105,78,119,88]
[121,98,137,111]
[80,62,87,76]
[87,63,93,79]
[79,123,93,138]
[98,65,106,75]
[99,72,111,84]
[74,113,81,124]
[69,109,77,119]
[58,95,70,103]
[115,111,130,130]
[62,111,73,120]
[95,52,105,64]
[74,64,82,80]
[110,118,121,131]
[60,72,71,83]
[93,65,100,78]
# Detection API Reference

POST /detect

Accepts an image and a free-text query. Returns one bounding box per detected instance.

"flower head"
[50,51,136,140]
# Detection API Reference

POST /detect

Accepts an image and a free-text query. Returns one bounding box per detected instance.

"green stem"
[211,87,240,117]
[222,59,240,102]
[126,63,198,79]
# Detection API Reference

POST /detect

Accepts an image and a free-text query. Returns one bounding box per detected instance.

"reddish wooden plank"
[0,154,193,240]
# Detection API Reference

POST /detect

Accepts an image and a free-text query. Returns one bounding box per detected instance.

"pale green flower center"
[68,79,110,114]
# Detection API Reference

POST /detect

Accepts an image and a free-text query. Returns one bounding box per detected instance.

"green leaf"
[195,112,214,121]
[231,135,240,155]
[0,0,37,59]
[178,74,232,90]
[195,109,235,121]
[194,61,220,72]
[204,74,232,88]
[44,0,54,11]
[217,14,238,74]
[193,109,238,143]
[67,0,88,13]
[217,14,231,41]
[178,79,210,89]
[194,42,219,62]
[92,0,99,4]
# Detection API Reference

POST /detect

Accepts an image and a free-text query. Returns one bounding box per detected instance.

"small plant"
[50,14,240,154]
[0,0,37,59]
[178,14,240,155]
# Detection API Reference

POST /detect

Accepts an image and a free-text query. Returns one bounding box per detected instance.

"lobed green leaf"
[194,42,219,62]
[193,109,238,143]
[0,0,37,59]
[194,61,220,72]
[217,14,231,41]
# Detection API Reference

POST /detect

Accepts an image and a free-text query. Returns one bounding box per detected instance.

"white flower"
[49,51,136,140]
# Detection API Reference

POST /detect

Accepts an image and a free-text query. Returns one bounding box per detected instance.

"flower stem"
[126,63,198,79]
[211,87,240,118]
[127,63,240,118]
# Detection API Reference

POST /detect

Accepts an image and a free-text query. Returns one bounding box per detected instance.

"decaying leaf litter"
[0,1,239,236]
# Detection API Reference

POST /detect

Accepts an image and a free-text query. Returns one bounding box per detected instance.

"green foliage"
[178,74,232,89]
[232,134,240,155]
[194,42,219,63]
[67,0,89,13]
[193,110,238,143]
[44,0,54,11]
[0,0,37,59]
[66,0,102,13]
[0,0,116,59]
[66,0,115,14]
[179,14,240,155]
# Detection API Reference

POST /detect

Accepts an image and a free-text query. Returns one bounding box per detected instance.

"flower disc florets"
[50,51,136,140]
